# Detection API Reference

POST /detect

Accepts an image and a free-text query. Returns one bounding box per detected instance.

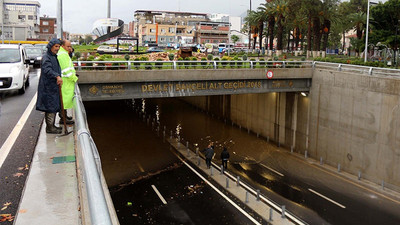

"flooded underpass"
[84,97,400,225]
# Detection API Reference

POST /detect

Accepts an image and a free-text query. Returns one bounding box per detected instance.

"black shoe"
[46,126,62,134]
[45,112,62,134]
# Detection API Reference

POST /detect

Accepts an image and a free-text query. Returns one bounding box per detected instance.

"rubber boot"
[45,113,62,134]
[59,110,74,125]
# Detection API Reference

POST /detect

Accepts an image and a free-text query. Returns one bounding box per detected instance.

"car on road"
[97,45,117,53]
[35,44,48,52]
[25,47,43,68]
[146,47,164,53]
[0,44,30,94]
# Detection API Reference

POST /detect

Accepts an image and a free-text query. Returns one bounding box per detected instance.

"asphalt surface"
[0,68,43,224]
[111,162,265,225]
[85,98,400,225]
[85,100,267,225]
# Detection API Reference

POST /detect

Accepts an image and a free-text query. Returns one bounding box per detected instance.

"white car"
[0,44,30,94]
[96,45,117,53]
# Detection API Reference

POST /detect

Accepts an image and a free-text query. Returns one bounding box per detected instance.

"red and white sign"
[266,70,274,79]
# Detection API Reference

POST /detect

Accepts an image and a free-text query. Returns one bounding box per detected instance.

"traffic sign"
[266,70,274,79]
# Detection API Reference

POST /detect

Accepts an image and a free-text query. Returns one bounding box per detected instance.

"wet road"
[86,97,400,225]
[0,68,44,224]
[112,163,264,225]
[85,100,265,225]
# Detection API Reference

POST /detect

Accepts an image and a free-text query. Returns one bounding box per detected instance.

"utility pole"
[395,21,398,68]
[107,0,111,18]
[248,0,251,50]
[57,0,63,39]
[107,0,111,34]
[1,0,4,44]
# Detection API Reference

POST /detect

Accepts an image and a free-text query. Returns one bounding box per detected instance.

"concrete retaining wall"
[183,68,400,189]
[309,69,400,188]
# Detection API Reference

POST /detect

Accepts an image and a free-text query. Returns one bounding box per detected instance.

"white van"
[0,44,30,94]
[96,45,117,53]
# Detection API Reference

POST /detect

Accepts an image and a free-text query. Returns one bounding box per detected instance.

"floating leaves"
[0,214,14,222]
[13,173,24,178]
[1,202,11,211]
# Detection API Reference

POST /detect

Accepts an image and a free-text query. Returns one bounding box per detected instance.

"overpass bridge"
[76,60,313,101]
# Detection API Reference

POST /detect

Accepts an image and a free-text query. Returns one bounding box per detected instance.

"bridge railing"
[73,60,400,78]
[73,60,314,71]
[313,61,400,78]
[73,85,115,225]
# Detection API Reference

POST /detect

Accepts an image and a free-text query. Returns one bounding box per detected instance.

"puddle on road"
[230,162,305,204]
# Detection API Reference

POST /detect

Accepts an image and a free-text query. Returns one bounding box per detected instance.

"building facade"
[38,16,56,41]
[135,10,220,47]
[2,0,41,40]
[196,21,229,44]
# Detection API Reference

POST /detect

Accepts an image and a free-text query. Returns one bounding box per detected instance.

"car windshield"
[0,49,21,63]
[26,48,42,56]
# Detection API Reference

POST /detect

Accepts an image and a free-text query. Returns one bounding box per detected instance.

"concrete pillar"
[292,93,298,150]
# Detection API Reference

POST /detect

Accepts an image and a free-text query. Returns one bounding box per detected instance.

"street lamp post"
[395,21,398,68]
[248,0,251,50]
[57,0,63,39]
[364,0,370,63]
[1,0,4,44]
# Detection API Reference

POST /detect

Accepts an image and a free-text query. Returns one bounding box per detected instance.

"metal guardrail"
[73,85,113,225]
[313,61,400,77]
[72,60,400,78]
[73,60,313,71]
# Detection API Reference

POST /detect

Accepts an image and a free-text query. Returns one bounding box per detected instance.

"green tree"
[370,0,400,50]
[85,35,93,44]
[231,35,240,44]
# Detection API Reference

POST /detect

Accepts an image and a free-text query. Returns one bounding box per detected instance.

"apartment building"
[38,16,56,41]
[134,10,229,47]
[196,21,230,44]
[1,0,41,40]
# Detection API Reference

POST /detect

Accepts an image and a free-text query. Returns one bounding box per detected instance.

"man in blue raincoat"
[36,38,63,134]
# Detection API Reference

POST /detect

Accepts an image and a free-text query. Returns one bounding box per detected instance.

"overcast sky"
[38,0,266,34]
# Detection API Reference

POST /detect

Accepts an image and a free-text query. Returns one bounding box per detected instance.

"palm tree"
[320,0,340,57]
[349,12,367,56]
[336,1,353,53]
[259,1,276,55]
[269,0,289,56]
[299,0,323,58]
[244,10,259,50]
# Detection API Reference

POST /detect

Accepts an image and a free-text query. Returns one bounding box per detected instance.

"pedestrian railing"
[313,61,400,78]
[73,84,114,225]
[73,60,313,71]
[73,60,400,78]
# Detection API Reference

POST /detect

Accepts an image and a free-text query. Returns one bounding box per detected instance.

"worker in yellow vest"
[57,39,78,124]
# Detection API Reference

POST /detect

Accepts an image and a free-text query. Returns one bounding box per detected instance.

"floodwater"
[84,97,400,225]
[84,98,267,225]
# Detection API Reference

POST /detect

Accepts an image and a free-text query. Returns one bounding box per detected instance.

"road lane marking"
[170,140,305,225]
[177,157,262,225]
[308,188,346,209]
[0,93,37,169]
[290,154,400,205]
[260,163,284,177]
[151,185,167,205]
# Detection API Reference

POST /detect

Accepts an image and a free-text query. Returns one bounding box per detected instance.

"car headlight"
[36,56,42,60]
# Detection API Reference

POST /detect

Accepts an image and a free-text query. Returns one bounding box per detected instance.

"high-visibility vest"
[57,47,78,109]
